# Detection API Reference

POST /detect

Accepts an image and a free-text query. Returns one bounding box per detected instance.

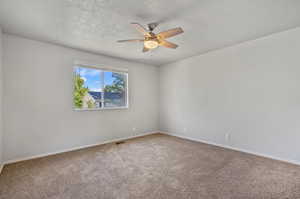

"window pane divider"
[100,70,105,109]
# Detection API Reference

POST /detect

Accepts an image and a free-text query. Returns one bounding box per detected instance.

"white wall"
[0,27,3,168]
[3,34,159,162]
[160,27,300,164]
[3,27,300,165]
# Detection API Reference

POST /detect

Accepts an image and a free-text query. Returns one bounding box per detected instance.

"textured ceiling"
[0,0,300,66]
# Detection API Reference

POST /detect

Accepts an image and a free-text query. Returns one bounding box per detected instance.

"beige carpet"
[1,133,300,199]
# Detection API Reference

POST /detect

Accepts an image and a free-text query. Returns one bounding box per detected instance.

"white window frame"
[73,61,129,111]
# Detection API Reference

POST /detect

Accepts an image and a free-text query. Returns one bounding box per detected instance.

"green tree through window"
[73,74,88,108]
[104,73,125,93]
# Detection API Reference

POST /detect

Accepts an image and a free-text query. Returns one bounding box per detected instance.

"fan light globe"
[144,40,159,49]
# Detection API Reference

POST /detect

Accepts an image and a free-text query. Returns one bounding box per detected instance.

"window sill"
[74,106,129,111]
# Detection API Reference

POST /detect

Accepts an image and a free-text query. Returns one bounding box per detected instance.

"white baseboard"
[161,131,300,166]
[4,131,159,165]
[5,130,299,168]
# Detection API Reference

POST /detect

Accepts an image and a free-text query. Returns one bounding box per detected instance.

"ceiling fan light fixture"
[144,40,159,49]
[118,23,184,52]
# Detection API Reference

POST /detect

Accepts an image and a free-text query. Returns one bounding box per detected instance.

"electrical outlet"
[225,133,230,142]
[183,127,187,133]
[132,127,137,135]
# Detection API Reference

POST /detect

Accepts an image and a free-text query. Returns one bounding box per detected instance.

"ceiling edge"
[158,25,300,67]
[2,31,160,67]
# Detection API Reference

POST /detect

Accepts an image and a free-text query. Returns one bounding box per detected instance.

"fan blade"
[117,39,143,43]
[159,39,178,49]
[131,23,150,36]
[143,47,150,52]
[157,27,184,39]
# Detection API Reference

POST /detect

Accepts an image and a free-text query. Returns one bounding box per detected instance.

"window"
[73,65,128,110]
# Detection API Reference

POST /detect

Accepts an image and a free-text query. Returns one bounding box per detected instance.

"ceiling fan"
[117,22,184,52]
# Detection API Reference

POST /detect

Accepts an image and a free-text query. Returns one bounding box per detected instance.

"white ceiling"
[0,0,300,66]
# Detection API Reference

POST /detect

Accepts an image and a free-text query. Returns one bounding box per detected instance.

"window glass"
[73,66,127,110]
[104,71,126,108]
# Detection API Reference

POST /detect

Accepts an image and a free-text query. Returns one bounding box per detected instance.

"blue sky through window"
[104,71,114,86]
[75,67,114,92]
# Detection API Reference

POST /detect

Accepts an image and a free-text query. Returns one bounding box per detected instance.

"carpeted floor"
[1,133,300,199]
